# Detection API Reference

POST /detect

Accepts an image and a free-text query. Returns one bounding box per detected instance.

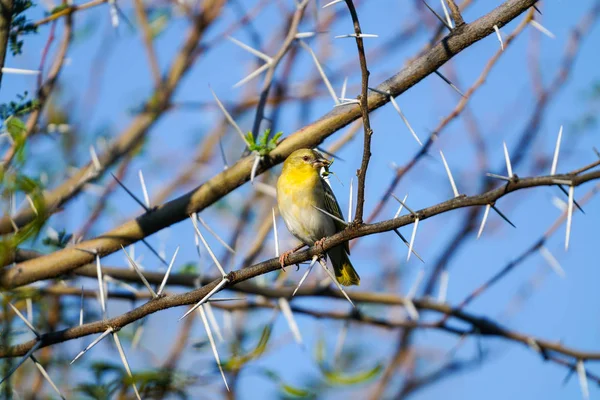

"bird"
[276,148,360,286]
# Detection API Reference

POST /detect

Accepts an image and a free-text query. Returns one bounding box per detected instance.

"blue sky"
[2,0,600,398]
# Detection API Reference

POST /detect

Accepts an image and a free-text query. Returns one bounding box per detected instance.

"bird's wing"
[320,177,350,254]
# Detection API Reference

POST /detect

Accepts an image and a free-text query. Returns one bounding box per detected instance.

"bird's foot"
[314,237,327,254]
[279,250,293,271]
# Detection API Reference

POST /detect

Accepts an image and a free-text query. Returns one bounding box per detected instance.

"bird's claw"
[279,250,293,271]
[314,238,327,254]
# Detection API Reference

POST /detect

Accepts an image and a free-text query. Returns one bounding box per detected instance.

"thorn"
[191,214,227,277]
[179,278,229,320]
[197,215,236,254]
[1,67,41,75]
[233,62,270,88]
[111,173,150,212]
[292,256,318,296]
[204,303,224,342]
[131,324,144,349]
[112,332,141,399]
[565,185,574,251]
[477,204,492,239]
[79,286,84,326]
[440,0,454,29]
[486,172,512,181]
[503,142,513,178]
[227,36,272,63]
[313,205,348,226]
[272,208,280,259]
[407,268,424,299]
[493,25,504,50]
[393,229,425,263]
[340,76,348,101]
[334,33,379,39]
[198,305,229,391]
[209,88,249,146]
[141,238,170,267]
[250,154,262,183]
[529,19,555,39]
[6,301,39,337]
[315,147,344,161]
[71,327,113,364]
[89,145,101,171]
[558,185,584,214]
[389,95,423,146]
[551,125,563,175]
[539,246,565,278]
[394,194,409,218]
[157,247,180,296]
[25,298,32,323]
[438,270,449,303]
[333,320,349,364]
[278,297,303,345]
[421,0,453,31]
[433,70,465,97]
[0,341,42,385]
[322,0,343,7]
[30,356,66,399]
[138,170,151,209]
[121,246,158,298]
[298,40,339,105]
[440,150,460,197]
[391,193,416,215]
[407,218,420,262]
[491,205,516,228]
[25,195,38,216]
[317,258,354,307]
[252,181,277,197]
[295,31,317,39]
[95,254,107,317]
[577,360,589,400]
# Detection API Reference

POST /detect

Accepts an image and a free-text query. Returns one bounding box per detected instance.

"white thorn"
[131,324,144,349]
[1,67,41,75]
[348,178,353,222]
[138,170,150,208]
[403,299,419,321]
[440,151,459,197]
[25,195,38,216]
[95,255,107,316]
[340,76,348,101]
[112,332,141,400]
[7,302,39,337]
[539,246,565,278]
[493,25,504,50]
[317,258,354,307]
[122,246,157,298]
[89,145,101,171]
[227,36,272,63]
[551,125,563,175]
[333,321,348,364]
[334,33,379,39]
[298,40,339,105]
[529,20,555,39]
[71,327,114,364]
[272,208,280,257]
[191,214,227,277]
[198,305,230,391]
[295,31,316,39]
[407,268,424,299]
[322,0,343,8]
[252,181,277,198]
[477,204,491,239]
[108,0,119,28]
[210,88,249,146]
[179,278,229,320]
[394,194,409,218]
[438,270,449,303]
[250,154,261,183]
[79,286,84,326]
[204,303,224,342]
[503,142,513,178]
[292,256,318,296]
[389,96,422,146]
[31,356,66,399]
[566,185,574,251]
[577,360,590,400]
[440,0,454,29]
[197,216,236,254]
[233,62,270,88]
[278,298,303,344]
[407,218,420,262]
[25,298,33,323]
[158,246,180,296]
[313,205,348,226]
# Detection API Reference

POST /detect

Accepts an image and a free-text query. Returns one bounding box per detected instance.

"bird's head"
[283,149,332,172]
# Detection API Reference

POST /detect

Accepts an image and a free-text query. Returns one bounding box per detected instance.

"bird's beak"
[312,156,333,169]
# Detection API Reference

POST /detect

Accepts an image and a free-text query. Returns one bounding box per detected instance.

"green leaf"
[322,363,383,385]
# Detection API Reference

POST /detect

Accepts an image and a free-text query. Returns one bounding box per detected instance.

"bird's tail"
[328,245,360,286]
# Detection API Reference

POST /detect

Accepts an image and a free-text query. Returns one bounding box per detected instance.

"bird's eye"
[302,156,310,161]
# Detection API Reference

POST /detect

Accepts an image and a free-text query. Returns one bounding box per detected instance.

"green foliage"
[42,228,72,249]
[0,92,40,120]
[260,369,316,399]
[8,0,37,56]
[246,129,283,156]
[223,324,273,371]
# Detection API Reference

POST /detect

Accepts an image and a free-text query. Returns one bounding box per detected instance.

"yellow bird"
[276,148,360,286]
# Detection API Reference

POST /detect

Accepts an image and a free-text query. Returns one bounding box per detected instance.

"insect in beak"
[312,157,333,169]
